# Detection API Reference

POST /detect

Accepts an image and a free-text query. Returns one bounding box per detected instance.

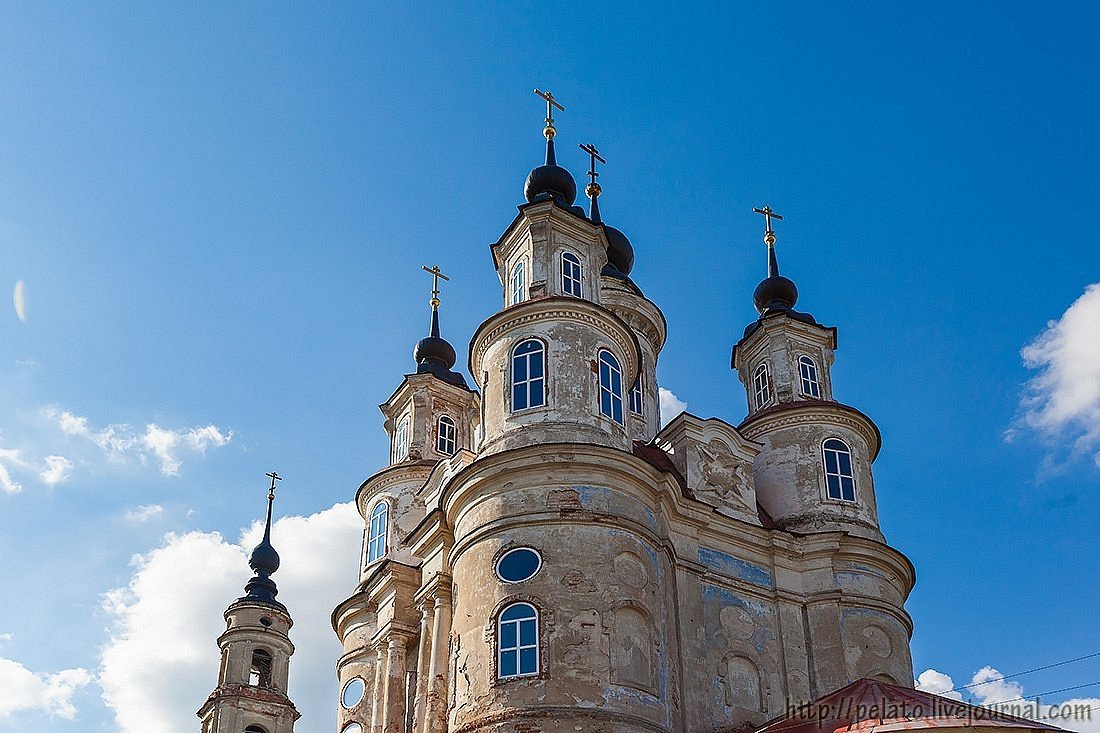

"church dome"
[524,138,577,206]
[249,537,280,577]
[604,224,635,276]
[753,274,798,313]
[414,334,457,370]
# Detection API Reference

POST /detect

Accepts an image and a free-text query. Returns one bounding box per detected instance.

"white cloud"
[658,387,687,427]
[49,409,232,476]
[917,667,1100,733]
[0,632,12,647]
[1017,283,1100,468]
[124,504,165,523]
[0,656,93,720]
[0,448,28,494]
[39,455,73,486]
[99,502,362,733]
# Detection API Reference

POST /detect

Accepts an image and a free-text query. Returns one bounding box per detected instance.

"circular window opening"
[496,547,542,583]
[341,723,364,733]
[341,677,365,709]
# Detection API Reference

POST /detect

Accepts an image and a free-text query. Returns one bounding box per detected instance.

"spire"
[413,265,465,387]
[751,206,799,313]
[243,471,282,606]
[579,142,605,224]
[524,89,577,205]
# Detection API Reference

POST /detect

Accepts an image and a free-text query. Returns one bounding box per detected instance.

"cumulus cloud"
[0,448,26,493]
[917,667,1099,733]
[0,656,93,720]
[99,502,362,733]
[658,387,687,427]
[124,504,165,523]
[50,409,232,476]
[39,455,73,486]
[1016,283,1100,468]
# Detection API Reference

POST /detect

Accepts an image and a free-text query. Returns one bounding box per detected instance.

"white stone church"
[195,94,1064,733]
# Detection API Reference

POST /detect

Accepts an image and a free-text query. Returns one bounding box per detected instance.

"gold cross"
[421,265,450,309]
[534,88,565,139]
[753,206,783,245]
[265,471,281,501]
[579,143,605,187]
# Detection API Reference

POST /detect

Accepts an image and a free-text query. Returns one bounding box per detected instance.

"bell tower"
[198,473,300,733]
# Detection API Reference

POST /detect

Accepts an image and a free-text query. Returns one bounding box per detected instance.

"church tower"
[731,211,884,540]
[198,474,300,733]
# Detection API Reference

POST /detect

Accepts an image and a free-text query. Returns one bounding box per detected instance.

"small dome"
[249,538,280,577]
[604,225,635,276]
[414,335,457,370]
[524,163,577,206]
[753,275,799,313]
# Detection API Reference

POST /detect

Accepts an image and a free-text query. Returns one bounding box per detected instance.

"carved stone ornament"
[698,439,752,510]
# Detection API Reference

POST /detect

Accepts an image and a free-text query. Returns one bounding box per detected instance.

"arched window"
[799,355,821,398]
[510,260,526,305]
[391,417,409,463]
[560,251,582,297]
[598,350,625,424]
[629,379,643,417]
[437,415,457,456]
[497,602,539,679]
[245,726,268,733]
[753,362,772,409]
[822,438,856,501]
[511,339,546,411]
[366,502,388,564]
[248,648,273,687]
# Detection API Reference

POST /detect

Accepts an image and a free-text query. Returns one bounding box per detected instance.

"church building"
[197,92,1065,733]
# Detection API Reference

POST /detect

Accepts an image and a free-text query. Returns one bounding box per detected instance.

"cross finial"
[265,471,281,501]
[753,206,783,247]
[534,88,565,140]
[421,265,450,310]
[579,143,605,222]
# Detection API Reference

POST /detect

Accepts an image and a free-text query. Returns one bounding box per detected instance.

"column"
[425,589,452,733]
[371,644,386,733]
[382,634,409,733]
[415,602,435,733]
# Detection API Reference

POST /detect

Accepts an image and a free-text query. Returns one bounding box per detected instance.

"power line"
[986,680,1100,706]
[950,651,1100,693]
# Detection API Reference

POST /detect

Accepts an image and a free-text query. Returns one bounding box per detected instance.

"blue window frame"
[512,340,546,411]
[498,602,539,679]
[629,379,643,417]
[366,502,388,564]
[511,261,526,305]
[822,439,856,502]
[437,415,457,456]
[598,350,624,424]
[799,355,821,398]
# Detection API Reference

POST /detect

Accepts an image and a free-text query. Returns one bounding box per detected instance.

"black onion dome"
[414,309,457,370]
[753,275,799,313]
[603,225,635,276]
[524,139,577,206]
[249,538,280,576]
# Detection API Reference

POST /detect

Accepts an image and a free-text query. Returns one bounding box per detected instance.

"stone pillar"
[371,644,386,733]
[414,602,435,733]
[425,589,452,733]
[382,634,409,733]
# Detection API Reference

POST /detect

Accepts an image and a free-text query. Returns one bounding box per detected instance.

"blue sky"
[1,2,1098,731]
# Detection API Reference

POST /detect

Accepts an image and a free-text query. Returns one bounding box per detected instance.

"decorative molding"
[740,406,880,458]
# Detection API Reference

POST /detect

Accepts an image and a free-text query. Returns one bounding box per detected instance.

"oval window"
[341,677,365,709]
[496,547,542,583]
[341,724,364,733]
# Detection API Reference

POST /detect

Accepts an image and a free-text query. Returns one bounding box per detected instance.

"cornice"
[738,400,882,460]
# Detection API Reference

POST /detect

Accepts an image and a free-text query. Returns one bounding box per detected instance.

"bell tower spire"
[198,473,300,733]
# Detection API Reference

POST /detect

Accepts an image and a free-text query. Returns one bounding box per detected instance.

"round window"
[496,547,542,583]
[341,723,363,733]
[341,677,365,709]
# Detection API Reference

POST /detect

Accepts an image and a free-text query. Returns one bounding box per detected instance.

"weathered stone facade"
[331,157,915,733]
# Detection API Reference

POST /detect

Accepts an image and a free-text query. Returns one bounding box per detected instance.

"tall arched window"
[822,438,856,501]
[249,648,273,687]
[511,339,546,411]
[391,417,409,463]
[799,355,821,398]
[497,602,539,679]
[598,349,625,424]
[510,261,526,305]
[437,415,457,456]
[629,379,643,417]
[560,251,582,297]
[366,502,388,564]
[753,362,772,409]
